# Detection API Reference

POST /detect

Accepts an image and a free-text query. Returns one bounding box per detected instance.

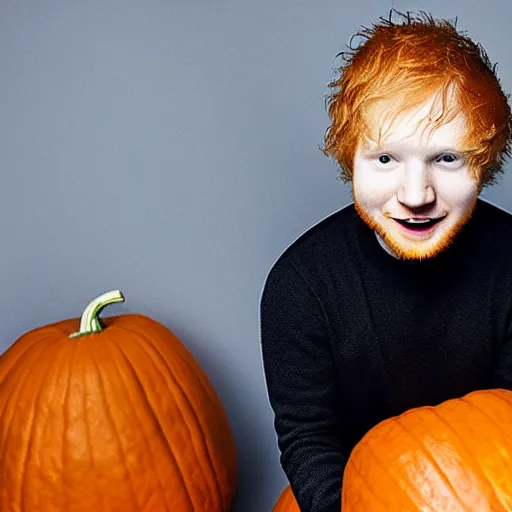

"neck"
[375,233,399,258]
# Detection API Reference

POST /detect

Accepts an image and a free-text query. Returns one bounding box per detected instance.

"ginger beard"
[351,94,481,261]
[353,195,478,260]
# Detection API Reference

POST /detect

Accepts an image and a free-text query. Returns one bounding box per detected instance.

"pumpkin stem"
[69,290,125,338]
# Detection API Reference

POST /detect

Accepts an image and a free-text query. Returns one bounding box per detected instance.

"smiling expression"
[352,93,480,261]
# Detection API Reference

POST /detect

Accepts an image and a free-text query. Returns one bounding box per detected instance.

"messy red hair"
[323,10,512,189]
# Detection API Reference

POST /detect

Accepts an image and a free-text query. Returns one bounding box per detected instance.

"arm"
[260,255,349,512]
[492,316,512,389]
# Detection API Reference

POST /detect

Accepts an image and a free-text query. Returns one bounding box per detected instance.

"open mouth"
[392,216,446,232]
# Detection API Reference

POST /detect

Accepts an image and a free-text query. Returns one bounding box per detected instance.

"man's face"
[352,95,480,261]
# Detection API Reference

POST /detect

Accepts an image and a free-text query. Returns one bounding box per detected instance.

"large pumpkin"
[274,388,512,511]
[272,484,299,511]
[0,290,237,512]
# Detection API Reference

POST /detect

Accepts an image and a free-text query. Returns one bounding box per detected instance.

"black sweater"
[260,198,512,512]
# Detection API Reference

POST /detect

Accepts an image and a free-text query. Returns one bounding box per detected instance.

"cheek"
[353,169,397,208]
[433,172,479,208]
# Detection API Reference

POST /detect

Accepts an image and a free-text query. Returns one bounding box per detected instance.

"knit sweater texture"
[260,198,512,511]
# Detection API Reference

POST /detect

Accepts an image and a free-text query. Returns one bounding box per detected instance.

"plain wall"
[1,1,512,510]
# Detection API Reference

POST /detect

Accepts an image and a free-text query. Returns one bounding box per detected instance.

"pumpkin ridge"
[33,335,85,511]
[356,430,421,509]
[143,326,230,510]
[121,317,220,407]
[62,332,78,511]
[86,344,141,509]
[460,393,512,447]
[19,338,66,512]
[0,333,62,399]
[0,340,44,383]
[455,395,512,510]
[484,391,512,446]
[116,320,224,510]
[80,342,99,510]
[105,334,191,511]
[428,404,503,508]
[139,316,235,456]
[0,336,54,506]
[488,389,512,407]
[394,414,467,511]
[142,331,227,509]
[111,326,217,508]
[343,456,388,511]
[465,390,512,438]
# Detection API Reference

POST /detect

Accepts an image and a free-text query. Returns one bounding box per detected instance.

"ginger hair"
[322,10,512,189]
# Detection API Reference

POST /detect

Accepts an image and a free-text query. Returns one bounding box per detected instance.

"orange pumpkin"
[272,484,299,511]
[0,290,237,512]
[274,388,512,511]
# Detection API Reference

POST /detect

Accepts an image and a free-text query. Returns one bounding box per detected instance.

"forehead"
[362,93,469,151]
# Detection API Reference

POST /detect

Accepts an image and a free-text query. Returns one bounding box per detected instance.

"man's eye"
[378,154,392,164]
[437,153,458,163]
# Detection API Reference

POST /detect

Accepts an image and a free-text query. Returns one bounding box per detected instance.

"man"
[260,11,512,512]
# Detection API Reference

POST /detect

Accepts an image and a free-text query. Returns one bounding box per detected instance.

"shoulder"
[467,198,512,274]
[477,197,512,222]
[474,198,512,243]
[263,203,357,288]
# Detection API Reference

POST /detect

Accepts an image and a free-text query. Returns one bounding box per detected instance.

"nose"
[396,161,435,209]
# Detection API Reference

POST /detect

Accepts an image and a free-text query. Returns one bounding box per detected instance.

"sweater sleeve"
[260,255,348,512]
[492,315,512,390]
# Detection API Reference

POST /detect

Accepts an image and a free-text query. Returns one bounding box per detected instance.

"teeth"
[406,219,431,224]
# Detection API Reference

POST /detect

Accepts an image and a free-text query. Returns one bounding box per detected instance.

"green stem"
[69,290,125,338]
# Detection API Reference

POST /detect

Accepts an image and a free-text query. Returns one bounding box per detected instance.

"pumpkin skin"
[0,291,237,512]
[274,388,512,511]
[272,485,299,511]
[344,388,512,511]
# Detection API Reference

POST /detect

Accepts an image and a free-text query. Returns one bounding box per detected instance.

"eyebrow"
[363,145,465,158]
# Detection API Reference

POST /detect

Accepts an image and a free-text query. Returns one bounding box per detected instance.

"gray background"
[1,1,511,511]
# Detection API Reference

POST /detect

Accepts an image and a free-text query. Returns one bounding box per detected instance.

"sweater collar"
[354,199,481,278]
